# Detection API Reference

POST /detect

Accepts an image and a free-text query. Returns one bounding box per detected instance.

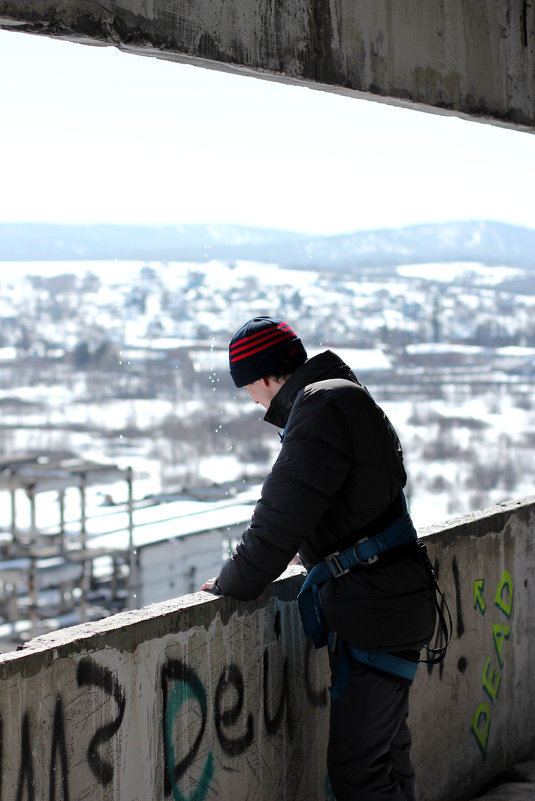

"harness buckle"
[325,551,350,578]
[354,538,379,566]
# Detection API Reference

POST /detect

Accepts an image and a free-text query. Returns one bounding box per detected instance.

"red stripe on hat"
[229,323,295,360]
[230,322,293,353]
[230,330,293,360]
[230,330,296,362]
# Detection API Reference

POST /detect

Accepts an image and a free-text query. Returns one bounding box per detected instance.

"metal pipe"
[27,484,37,638]
[79,475,88,623]
[58,489,65,553]
[10,484,16,542]
[126,467,136,609]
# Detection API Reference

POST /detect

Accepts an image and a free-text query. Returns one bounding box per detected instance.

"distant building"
[0,452,256,649]
[89,496,255,606]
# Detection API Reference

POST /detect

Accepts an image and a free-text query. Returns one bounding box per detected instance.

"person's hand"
[200,578,262,601]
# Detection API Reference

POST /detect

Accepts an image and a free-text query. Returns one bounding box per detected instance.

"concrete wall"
[1,0,534,133]
[1,494,534,801]
[411,495,535,800]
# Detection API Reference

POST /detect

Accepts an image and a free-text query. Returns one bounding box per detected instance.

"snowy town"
[0,238,534,649]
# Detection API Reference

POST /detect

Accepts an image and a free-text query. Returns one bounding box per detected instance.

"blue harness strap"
[297,492,419,693]
[298,492,417,647]
[328,632,418,701]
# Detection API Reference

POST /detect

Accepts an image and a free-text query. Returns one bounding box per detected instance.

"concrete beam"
[0,0,534,133]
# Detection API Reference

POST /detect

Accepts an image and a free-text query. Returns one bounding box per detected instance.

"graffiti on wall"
[162,621,328,801]
[471,569,513,757]
[16,657,127,801]
[4,554,521,798]
[5,610,329,801]
[420,553,516,760]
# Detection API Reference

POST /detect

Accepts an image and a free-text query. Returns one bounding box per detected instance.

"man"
[202,316,437,801]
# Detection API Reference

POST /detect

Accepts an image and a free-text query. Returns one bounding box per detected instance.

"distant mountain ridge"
[1,220,534,270]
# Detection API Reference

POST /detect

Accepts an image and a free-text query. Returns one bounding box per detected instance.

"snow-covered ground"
[1,379,532,534]
[1,257,534,536]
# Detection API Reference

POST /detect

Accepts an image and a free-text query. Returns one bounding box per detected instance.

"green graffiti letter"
[482,658,501,702]
[474,579,486,615]
[493,623,510,668]
[495,570,513,618]
[324,774,337,800]
[471,703,491,756]
[164,672,214,801]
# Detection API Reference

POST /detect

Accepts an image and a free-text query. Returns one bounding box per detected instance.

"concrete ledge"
[0,0,534,132]
[1,495,535,800]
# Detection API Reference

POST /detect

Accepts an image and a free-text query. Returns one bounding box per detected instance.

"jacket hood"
[264,350,358,428]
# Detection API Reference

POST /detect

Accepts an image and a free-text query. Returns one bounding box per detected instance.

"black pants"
[327,654,415,801]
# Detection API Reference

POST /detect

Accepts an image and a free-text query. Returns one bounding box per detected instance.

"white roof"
[88,498,255,551]
[309,347,392,370]
[405,343,485,355]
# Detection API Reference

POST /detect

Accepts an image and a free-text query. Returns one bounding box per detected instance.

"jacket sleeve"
[216,391,352,600]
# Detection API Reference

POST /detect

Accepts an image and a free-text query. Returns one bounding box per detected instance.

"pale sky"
[1,27,534,236]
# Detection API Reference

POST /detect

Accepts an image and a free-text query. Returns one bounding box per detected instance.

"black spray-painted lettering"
[49,696,70,801]
[263,647,294,738]
[304,638,328,708]
[215,664,254,756]
[452,556,465,638]
[16,712,34,801]
[76,657,126,786]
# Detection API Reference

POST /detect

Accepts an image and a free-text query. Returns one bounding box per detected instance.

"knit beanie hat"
[229,317,307,387]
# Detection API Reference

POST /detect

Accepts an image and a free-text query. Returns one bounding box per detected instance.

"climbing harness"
[297,492,452,699]
[327,633,419,701]
[298,492,418,649]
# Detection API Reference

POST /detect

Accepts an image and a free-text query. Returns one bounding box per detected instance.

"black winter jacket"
[217,351,436,653]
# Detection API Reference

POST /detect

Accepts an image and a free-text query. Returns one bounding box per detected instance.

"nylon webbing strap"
[328,632,418,701]
[297,493,417,648]
[346,646,418,681]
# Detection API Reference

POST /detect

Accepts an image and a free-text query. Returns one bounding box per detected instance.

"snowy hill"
[1,220,534,270]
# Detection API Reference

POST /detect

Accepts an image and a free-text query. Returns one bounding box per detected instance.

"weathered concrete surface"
[0,0,534,133]
[0,494,534,800]
[411,495,535,800]
[0,568,330,801]
[468,759,535,800]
